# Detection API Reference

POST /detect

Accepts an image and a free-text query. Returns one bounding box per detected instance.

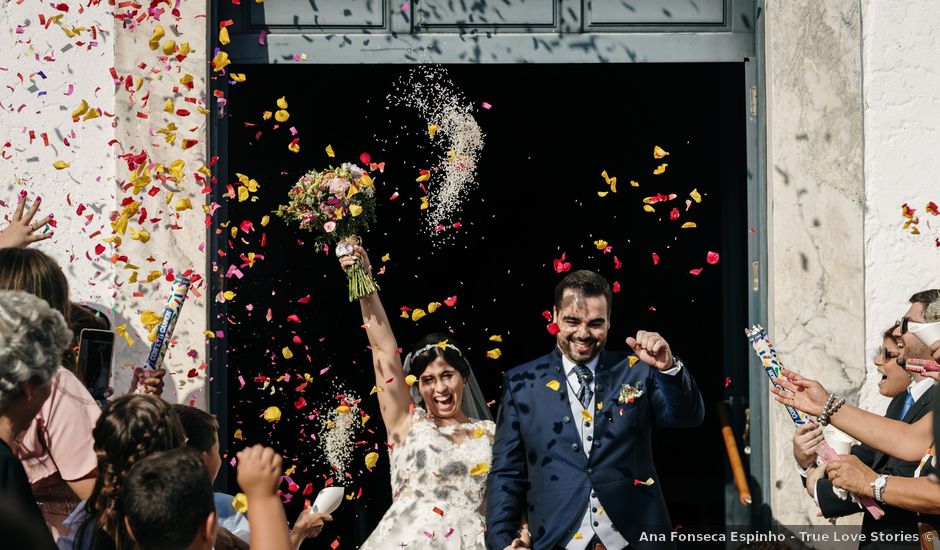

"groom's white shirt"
[562,352,681,550]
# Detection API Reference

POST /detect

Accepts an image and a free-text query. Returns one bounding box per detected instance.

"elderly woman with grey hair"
[0,290,72,549]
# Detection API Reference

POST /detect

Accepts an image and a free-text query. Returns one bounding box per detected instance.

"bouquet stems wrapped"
[337,236,378,301]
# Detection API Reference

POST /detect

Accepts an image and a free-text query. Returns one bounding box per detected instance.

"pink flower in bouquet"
[328,177,351,197]
[324,221,336,233]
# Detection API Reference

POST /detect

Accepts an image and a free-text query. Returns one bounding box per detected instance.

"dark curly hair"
[408,332,471,380]
[75,394,185,550]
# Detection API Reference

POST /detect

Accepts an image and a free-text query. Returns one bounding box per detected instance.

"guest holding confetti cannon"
[486,270,704,550]
[793,322,935,548]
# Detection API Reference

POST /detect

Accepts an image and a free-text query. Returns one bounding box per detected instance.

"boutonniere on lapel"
[618,382,644,404]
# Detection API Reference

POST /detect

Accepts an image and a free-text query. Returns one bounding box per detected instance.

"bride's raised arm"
[340,245,413,444]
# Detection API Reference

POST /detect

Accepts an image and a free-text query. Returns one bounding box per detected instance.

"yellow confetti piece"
[282,347,293,359]
[594,239,608,250]
[653,163,668,175]
[365,452,379,470]
[486,348,502,360]
[284,465,296,476]
[428,124,439,138]
[288,140,300,153]
[233,429,243,440]
[546,380,561,391]
[361,414,370,426]
[581,410,593,422]
[437,340,448,350]
[427,301,441,313]
[690,188,702,203]
[336,405,350,414]
[370,385,383,395]
[349,204,363,217]
[470,463,490,477]
[52,160,70,170]
[411,308,427,321]
[419,196,429,210]
[276,96,288,109]
[400,311,409,319]
[149,25,165,50]
[114,324,133,347]
[597,191,609,197]
[416,171,430,183]
[71,99,89,119]
[261,215,270,227]
[405,374,417,386]
[325,144,335,157]
[212,50,231,72]
[357,173,375,190]
[262,110,272,120]
[178,42,191,57]
[82,108,99,121]
[140,310,163,332]
[597,402,603,410]
[263,406,281,422]
[601,170,617,193]
[630,180,639,187]
[274,110,289,123]
[681,222,697,229]
[381,253,390,262]
[230,73,247,83]
[642,205,655,213]
[653,145,669,159]
[489,335,503,342]
[222,290,236,301]
[574,533,583,540]
[129,228,151,243]
[472,427,485,439]
[628,356,640,367]
[642,477,655,486]
[232,493,248,514]
[175,197,193,211]
[219,26,231,45]
[161,40,176,56]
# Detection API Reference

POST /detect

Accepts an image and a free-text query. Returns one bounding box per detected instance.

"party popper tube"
[745,325,884,519]
[142,275,192,377]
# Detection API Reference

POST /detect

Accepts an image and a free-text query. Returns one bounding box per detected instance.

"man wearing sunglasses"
[894,289,940,364]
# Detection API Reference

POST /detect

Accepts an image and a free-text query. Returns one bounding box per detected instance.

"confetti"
[546,380,561,391]
[706,251,720,264]
[232,493,248,514]
[553,252,571,273]
[52,160,70,170]
[470,463,490,476]
[653,163,667,175]
[263,406,282,422]
[689,268,703,276]
[489,335,503,342]
[486,348,502,360]
[628,356,640,368]
[653,145,669,159]
[547,322,560,335]
[274,110,289,122]
[681,222,697,229]
[282,347,294,359]
[365,451,380,471]
[405,375,417,386]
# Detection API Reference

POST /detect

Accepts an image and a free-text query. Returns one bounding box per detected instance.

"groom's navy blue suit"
[485,348,704,550]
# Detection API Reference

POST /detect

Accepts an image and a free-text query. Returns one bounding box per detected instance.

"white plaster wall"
[0,0,117,309]
[860,0,940,413]
[0,0,209,407]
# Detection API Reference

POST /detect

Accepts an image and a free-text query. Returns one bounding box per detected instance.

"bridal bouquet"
[276,163,379,301]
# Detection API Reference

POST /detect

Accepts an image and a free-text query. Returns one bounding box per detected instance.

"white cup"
[822,425,854,456]
[311,486,344,515]
[911,320,940,348]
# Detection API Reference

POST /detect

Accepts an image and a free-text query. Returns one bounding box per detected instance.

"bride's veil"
[402,352,493,422]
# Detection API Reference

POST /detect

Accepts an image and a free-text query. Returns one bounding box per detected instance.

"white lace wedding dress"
[360,407,495,549]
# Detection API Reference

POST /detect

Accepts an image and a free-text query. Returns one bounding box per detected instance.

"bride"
[339,245,520,549]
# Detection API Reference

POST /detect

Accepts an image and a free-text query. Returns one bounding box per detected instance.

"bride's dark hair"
[409,332,471,379]
[75,394,185,550]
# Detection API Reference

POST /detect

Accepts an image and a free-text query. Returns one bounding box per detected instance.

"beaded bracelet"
[819,393,836,426]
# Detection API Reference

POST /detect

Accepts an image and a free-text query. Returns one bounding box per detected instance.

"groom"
[485,270,704,550]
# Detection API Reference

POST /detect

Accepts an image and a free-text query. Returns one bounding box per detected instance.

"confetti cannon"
[745,325,884,519]
[139,275,192,392]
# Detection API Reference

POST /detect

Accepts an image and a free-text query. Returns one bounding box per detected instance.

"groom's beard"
[558,335,606,364]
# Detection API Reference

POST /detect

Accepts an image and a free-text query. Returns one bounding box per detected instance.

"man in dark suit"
[485,270,704,550]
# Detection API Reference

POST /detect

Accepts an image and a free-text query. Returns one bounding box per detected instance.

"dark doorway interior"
[214,63,749,547]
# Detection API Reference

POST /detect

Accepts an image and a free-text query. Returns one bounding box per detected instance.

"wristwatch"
[871,474,888,503]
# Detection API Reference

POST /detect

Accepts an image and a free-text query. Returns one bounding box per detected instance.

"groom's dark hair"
[410,332,472,379]
[555,270,612,314]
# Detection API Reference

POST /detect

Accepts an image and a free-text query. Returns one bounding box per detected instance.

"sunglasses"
[877,346,901,363]
[898,317,933,335]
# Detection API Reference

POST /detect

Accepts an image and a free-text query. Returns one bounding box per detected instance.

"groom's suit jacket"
[485,349,704,550]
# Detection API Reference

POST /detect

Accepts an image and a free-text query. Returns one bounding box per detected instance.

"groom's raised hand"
[626,330,674,371]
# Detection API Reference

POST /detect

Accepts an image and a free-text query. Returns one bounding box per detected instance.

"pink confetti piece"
[689,267,703,276]
[481,101,492,110]
[259,30,267,45]
[706,251,720,264]
[320,367,330,375]
[400,2,410,11]
[64,84,74,95]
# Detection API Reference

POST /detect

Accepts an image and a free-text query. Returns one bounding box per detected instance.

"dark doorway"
[213,63,749,547]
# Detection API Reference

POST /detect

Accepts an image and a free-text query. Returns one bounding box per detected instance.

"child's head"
[172,404,222,482]
[82,394,186,549]
[122,449,216,550]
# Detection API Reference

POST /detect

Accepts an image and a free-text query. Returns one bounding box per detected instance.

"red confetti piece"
[927,201,939,216]
[689,268,703,276]
[432,506,444,516]
[651,252,660,266]
[546,322,560,335]
[725,376,732,388]
[706,251,720,265]
[187,368,198,378]
[360,152,371,165]
[330,538,340,550]
[298,294,311,303]
[612,281,621,293]
[613,256,622,270]
[669,208,679,221]
[287,314,301,323]
[94,243,106,255]
[553,252,571,273]
[541,310,553,322]
[295,397,307,409]
[443,295,458,307]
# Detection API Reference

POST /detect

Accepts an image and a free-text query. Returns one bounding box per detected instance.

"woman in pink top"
[0,247,163,539]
